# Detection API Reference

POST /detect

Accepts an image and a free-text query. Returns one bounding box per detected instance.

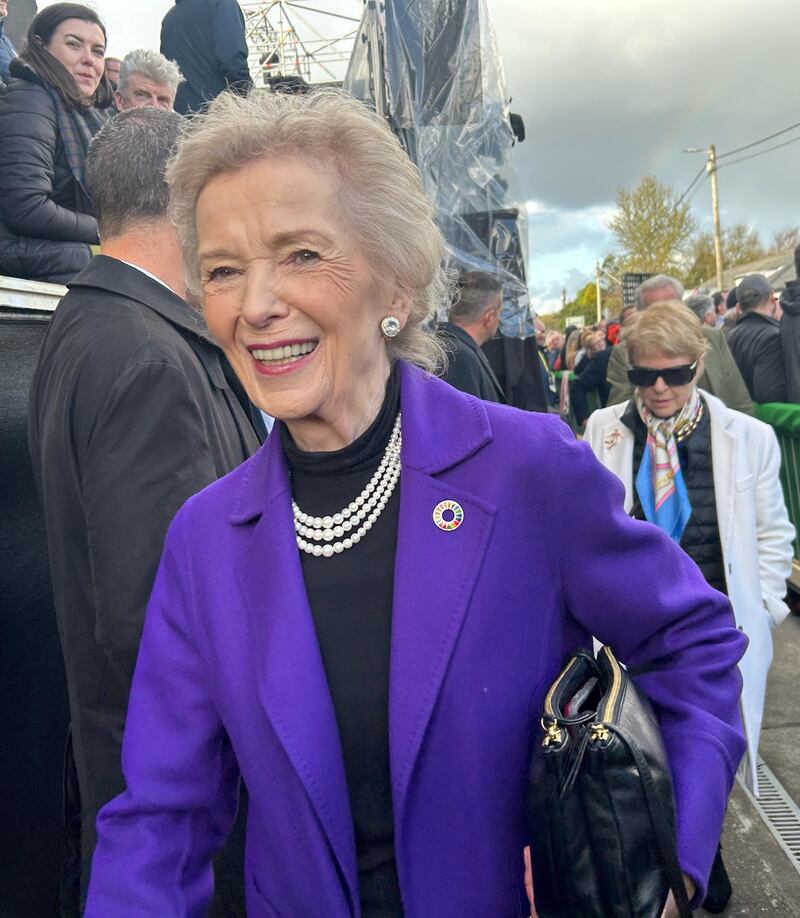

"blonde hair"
[622,300,708,364]
[167,89,449,371]
[565,329,581,370]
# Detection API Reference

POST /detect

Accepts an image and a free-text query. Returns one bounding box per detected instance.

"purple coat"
[86,362,746,916]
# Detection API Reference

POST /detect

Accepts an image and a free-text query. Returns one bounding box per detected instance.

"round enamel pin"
[433,500,464,532]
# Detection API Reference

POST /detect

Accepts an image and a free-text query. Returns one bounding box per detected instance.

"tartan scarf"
[45,86,107,194]
[634,386,701,543]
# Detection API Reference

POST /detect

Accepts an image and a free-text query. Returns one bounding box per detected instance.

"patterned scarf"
[46,86,108,195]
[634,386,702,543]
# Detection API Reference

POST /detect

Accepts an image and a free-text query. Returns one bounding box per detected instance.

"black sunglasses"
[627,361,698,388]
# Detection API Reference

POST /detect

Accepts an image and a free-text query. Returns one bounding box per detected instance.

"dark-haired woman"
[0,3,112,284]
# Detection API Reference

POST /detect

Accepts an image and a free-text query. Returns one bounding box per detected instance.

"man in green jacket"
[606,274,753,415]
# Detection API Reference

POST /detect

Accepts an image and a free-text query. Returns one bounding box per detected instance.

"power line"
[717,119,800,160]
[717,133,800,169]
[683,170,709,204]
[675,163,707,207]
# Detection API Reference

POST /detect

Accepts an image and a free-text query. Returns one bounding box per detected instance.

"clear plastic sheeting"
[345,0,532,336]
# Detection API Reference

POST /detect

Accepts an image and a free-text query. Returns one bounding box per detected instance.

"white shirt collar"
[119,259,177,297]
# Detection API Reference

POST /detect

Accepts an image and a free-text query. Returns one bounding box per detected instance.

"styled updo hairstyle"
[167,88,450,372]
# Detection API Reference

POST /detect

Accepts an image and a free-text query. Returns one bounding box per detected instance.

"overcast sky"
[43,0,800,312]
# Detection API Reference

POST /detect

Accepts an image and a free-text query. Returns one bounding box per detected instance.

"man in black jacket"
[779,245,800,403]
[28,108,261,905]
[727,273,788,404]
[161,0,252,115]
[437,271,506,403]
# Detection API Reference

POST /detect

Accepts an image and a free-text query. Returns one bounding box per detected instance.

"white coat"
[584,390,794,791]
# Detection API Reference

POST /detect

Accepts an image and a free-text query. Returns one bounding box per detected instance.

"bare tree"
[770,226,800,254]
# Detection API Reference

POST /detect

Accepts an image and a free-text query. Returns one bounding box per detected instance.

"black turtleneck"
[280,365,403,916]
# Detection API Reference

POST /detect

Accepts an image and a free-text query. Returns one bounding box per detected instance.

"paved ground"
[714,612,800,915]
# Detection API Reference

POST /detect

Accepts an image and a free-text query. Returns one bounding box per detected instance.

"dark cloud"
[496,0,800,241]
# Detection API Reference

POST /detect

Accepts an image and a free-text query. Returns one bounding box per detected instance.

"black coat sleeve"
[213,0,253,93]
[0,84,99,243]
[81,360,223,685]
[571,352,605,425]
[781,317,800,403]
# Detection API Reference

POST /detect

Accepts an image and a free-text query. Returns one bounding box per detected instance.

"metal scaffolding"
[240,1,363,87]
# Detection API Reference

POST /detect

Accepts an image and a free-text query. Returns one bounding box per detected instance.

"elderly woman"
[0,3,112,283]
[86,92,746,917]
[585,301,794,913]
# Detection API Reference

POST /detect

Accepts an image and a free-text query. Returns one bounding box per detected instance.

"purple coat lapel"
[232,435,359,910]
[389,365,496,838]
[228,363,495,909]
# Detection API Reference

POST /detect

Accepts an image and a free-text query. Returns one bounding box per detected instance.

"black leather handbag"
[527,646,693,918]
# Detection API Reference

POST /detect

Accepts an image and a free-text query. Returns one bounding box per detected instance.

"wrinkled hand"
[525,847,693,918]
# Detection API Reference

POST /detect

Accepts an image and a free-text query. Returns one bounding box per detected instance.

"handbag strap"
[607,726,693,918]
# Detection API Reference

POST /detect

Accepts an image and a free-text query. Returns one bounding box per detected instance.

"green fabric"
[755,402,800,437]
[755,402,800,552]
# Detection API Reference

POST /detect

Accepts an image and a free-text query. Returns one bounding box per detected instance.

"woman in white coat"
[584,300,794,914]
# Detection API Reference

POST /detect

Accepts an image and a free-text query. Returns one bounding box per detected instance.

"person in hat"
[727,274,788,404]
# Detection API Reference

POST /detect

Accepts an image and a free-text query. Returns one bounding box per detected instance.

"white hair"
[119,49,183,96]
[167,89,450,372]
[634,274,685,310]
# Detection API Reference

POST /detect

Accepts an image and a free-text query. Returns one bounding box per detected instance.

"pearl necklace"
[293,413,402,557]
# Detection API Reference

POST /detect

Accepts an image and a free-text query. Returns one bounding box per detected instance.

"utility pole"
[685,145,724,289]
[595,261,602,324]
[562,288,567,310]
[708,145,724,291]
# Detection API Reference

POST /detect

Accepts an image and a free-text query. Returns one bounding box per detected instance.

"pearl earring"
[381,316,401,339]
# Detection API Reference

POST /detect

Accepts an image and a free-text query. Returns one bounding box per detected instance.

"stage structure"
[345,0,531,338]
[240,1,363,87]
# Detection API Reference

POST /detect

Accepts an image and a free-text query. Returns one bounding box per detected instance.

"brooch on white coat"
[604,429,623,450]
[433,500,464,532]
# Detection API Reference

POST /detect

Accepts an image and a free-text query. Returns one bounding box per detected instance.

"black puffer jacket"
[0,60,100,284]
[624,400,727,595]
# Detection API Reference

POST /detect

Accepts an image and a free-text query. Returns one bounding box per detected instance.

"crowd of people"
[527,268,800,433]
[0,0,251,282]
[1,3,798,918]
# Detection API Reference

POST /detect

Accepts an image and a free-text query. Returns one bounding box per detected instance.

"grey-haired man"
[115,49,183,111]
[605,273,753,414]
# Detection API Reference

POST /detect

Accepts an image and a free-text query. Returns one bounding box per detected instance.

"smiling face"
[631,348,700,418]
[0,0,8,18]
[45,19,106,98]
[116,72,174,110]
[196,156,409,451]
